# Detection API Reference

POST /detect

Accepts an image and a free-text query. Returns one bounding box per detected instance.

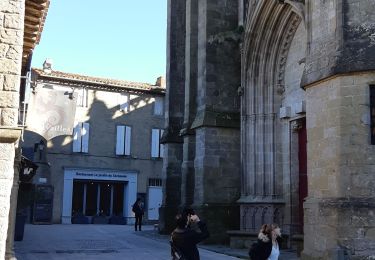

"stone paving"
[14,224,299,259]
[14,224,238,259]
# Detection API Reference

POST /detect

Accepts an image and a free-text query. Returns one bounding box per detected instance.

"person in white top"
[268,224,281,260]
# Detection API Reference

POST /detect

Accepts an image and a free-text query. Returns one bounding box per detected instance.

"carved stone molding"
[0,127,22,143]
[291,119,303,132]
[276,14,302,91]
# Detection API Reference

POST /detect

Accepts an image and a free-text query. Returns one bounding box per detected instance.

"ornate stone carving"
[276,14,302,92]
[291,119,303,132]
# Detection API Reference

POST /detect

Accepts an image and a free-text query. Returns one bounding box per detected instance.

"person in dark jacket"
[249,224,273,260]
[170,212,209,260]
[132,198,144,231]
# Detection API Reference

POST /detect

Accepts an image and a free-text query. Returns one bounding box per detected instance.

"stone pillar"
[191,0,241,243]
[159,0,185,234]
[0,0,25,258]
[302,0,375,259]
[5,148,20,260]
[180,0,198,207]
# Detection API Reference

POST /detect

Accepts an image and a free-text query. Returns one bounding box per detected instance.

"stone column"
[301,0,375,259]
[180,0,198,207]
[0,0,25,258]
[159,0,186,234]
[5,148,20,260]
[191,0,241,243]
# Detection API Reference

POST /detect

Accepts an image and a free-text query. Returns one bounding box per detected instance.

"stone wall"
[0,0,24,258]
[303,73,375,259]
[159,0,185,234]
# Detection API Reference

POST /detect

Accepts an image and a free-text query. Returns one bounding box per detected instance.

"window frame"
[151,128,164,158]
[73,122,90,153]
[153,96,164,116]
[116,125,132,156]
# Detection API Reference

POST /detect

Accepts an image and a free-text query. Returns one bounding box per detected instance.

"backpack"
[248,241,259,260]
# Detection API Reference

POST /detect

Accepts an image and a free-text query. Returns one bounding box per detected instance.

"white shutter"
[154,97,163,115]
[116,125,125,155]
[73,123,82,152]
[124,126,132,156]
[160,129,164,158]
[119,93,129,112]
[81,122,90,153]
[82,88,87,107]
[151,129,160,158]
[77,89,83,107]
[77,88,87,107]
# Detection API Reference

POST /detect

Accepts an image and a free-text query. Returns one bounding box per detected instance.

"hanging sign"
[26,89,77,140]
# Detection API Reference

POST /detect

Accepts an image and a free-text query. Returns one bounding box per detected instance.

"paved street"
[15,224,240,260]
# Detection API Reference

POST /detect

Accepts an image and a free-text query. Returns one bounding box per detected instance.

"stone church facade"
[160,0,375,259]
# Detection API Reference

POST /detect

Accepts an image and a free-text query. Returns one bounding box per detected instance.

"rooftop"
[32,68,166,94]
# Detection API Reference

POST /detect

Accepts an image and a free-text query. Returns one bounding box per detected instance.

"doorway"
[72,180,125,217]
[298,118,307,233]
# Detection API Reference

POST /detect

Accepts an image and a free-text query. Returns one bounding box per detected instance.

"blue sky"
[32,0,167,84]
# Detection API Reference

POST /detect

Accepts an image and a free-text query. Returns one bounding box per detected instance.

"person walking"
[170,212,209,260]
[132,198,144,231]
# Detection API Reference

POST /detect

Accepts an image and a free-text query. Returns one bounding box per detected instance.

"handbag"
[170,240,187,260]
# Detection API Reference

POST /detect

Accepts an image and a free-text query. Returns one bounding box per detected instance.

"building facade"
[161,0,375,259]
[22,68,165,224]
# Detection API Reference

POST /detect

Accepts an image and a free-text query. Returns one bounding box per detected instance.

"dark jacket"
[132,202,144,217]
[171,221,209,260]
[249,233,272,260]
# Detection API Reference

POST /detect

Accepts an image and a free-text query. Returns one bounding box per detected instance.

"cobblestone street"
[15,224,240,260]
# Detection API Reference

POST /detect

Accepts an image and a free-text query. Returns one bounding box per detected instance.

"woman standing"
[268,224,281,260]
[249,224,272,260]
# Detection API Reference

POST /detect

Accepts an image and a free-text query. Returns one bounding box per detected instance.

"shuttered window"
[119,93,130,112]
[73,122,90,153]
[154,97,164,116]
[77,88,88,107]
[151,128,164,158]
[116,125,132,155]
[149,178,162,187]
[371,86,375,145]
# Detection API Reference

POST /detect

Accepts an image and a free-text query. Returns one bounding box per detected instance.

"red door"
[298,118,307,233]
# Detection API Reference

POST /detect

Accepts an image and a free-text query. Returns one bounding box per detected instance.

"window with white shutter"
[154,97,164,116]
[151,128,164,158]
[72,122,90,153]
[116,125,132,155]
[77,88,88,107]
[119,93,130,112]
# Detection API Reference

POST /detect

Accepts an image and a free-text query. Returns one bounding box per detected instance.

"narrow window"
[371,86,375,145]
[116,125,132,155]
[77,88,88,107]
[73,122,90,153]
[151,128,164,158]
[119,93,130,112]
[148,178,162,187]
[153,97,164,116]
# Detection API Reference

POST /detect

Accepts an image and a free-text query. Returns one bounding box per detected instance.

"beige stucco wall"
[23,83,164,223]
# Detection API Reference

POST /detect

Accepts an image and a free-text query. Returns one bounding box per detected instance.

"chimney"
[43,58,53,73]
[155,76,166,88]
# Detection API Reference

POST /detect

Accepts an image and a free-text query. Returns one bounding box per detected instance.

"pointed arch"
[241,0,304,197]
